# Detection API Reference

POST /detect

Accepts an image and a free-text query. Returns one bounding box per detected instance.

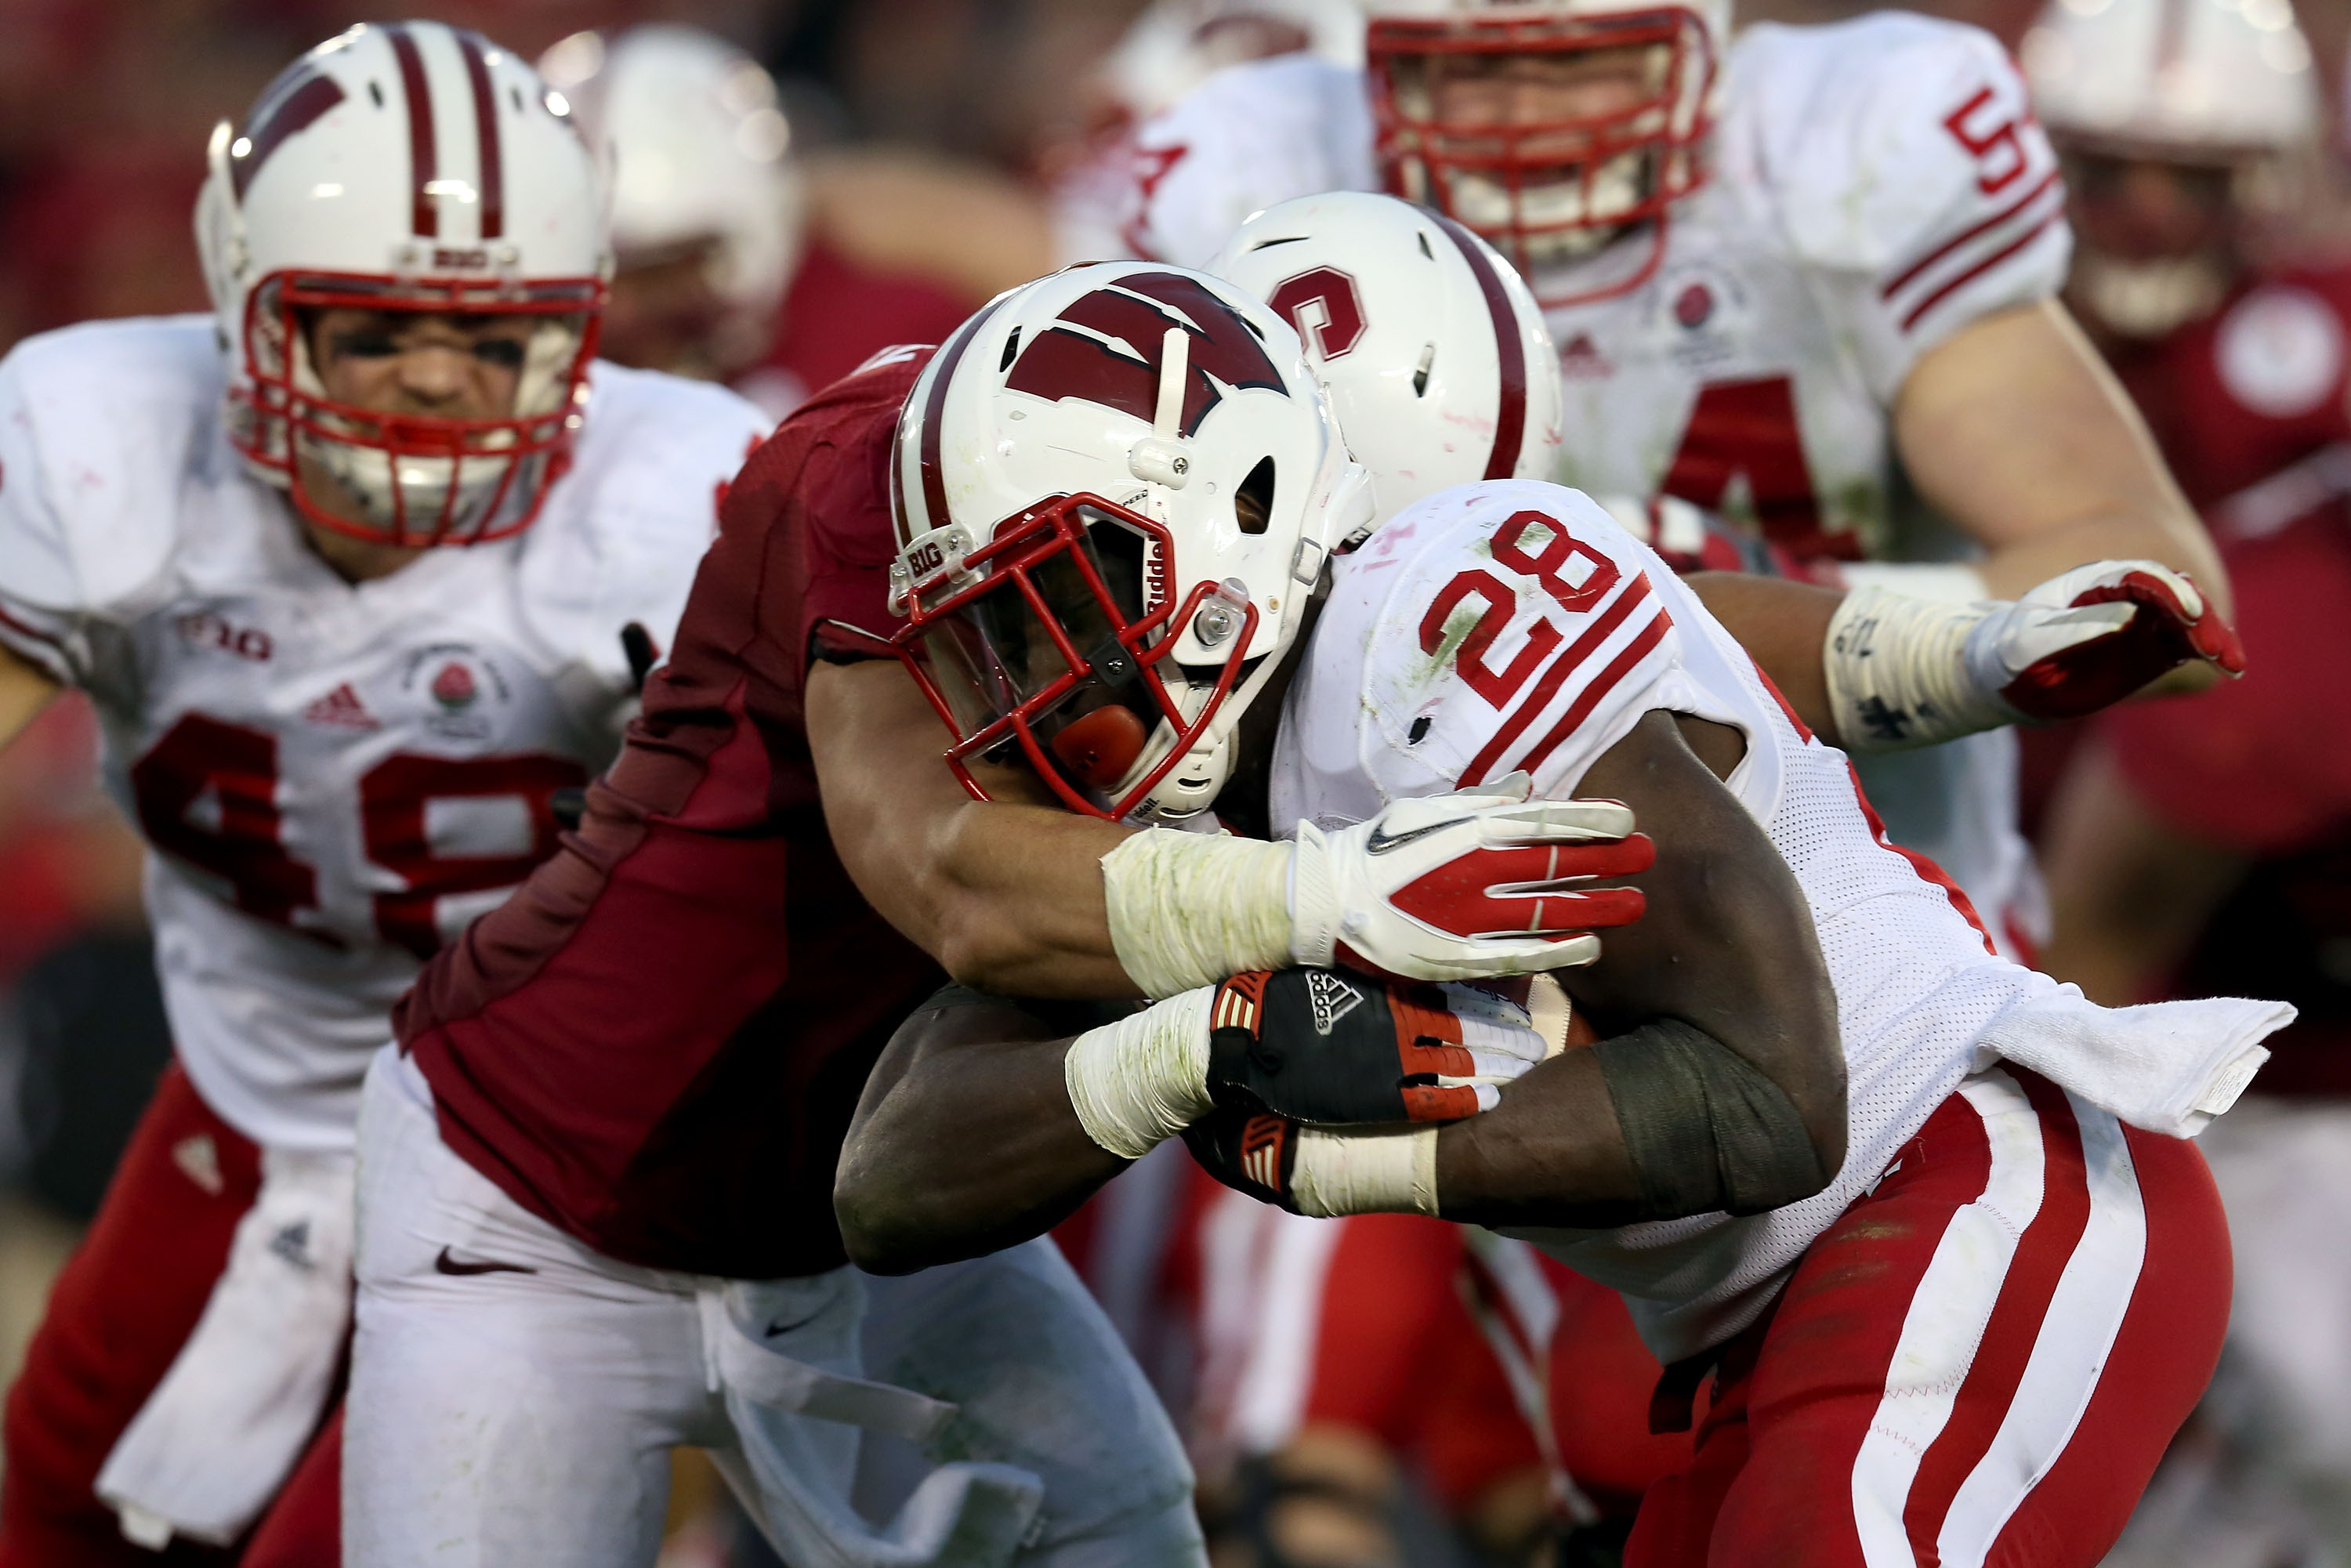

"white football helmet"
[1363,0,1731,303]
[538,25,804,378]
[889,263,1372,824]
[2023,0,2320,339]
[195,22,610,547]
[1101,0,1367,125]
[2023,0,2317,159]
[1208,191,1561,527]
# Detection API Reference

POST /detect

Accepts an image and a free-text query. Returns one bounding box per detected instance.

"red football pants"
[1623,1068,2230,1568]
[0,1063,342,1566]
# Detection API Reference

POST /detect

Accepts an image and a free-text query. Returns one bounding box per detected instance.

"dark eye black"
[473,339,526,370]
[331,331,400,359]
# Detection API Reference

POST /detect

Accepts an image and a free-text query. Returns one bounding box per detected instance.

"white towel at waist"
[95,1146,354,1548]
[1973,987,2295,1139]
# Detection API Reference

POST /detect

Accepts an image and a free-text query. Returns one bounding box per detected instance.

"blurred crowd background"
[6,0,2351,1564]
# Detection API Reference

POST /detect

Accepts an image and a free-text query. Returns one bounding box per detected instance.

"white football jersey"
[1104,13,2071,940]
[0,317,770,1151]
[1272,478,2085,1362]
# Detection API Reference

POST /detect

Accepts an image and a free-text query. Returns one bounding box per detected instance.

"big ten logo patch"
[176,611,273,662]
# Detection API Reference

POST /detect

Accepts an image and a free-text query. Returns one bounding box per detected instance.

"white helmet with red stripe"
[1208,190,1561,526]
[537,24,803,378]
[194,21,610,547]
[1364,0,1730,302]
[889,263,1372,824]
[2023,0,2317,159]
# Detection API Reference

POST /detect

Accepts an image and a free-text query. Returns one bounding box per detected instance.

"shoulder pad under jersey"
[1309,480,1698,798]
[517,362,772,690]
[1123,55,1378,269]
[1719,14,2070,390]
[0,316,219,636]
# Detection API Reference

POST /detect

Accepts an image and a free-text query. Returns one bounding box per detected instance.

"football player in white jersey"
[1088,0,2230,960]
[831,257,2286,1567]
[0,23,770,1563]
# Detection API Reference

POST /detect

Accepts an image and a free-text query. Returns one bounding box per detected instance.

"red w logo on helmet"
[1004,271,1287,437]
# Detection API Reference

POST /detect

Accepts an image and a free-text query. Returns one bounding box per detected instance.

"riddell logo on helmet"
[433,247,491,270]
[1004,271,1286,436]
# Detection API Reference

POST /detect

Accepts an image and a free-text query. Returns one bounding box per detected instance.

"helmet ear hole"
[1236,456,1275,535]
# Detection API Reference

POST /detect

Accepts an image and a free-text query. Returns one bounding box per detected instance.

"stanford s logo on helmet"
[195,22,612,548]
[889,263,1372,825]
[1212,192,1564,528]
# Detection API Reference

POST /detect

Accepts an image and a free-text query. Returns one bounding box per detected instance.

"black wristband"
[1593,1019,1828,1220]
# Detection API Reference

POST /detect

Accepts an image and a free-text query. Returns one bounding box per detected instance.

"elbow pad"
[1592,1019,1828,1219]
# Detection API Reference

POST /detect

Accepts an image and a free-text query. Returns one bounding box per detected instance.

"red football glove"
[1970,561,2244,723]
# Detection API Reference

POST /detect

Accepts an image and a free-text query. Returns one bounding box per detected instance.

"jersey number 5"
[131,713,586,958]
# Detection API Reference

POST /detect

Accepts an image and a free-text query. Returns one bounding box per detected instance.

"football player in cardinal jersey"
[835,255,2288,1568]
[1092,0,2233,962]
[0,23,773,1565]
[348,261,1662,1568]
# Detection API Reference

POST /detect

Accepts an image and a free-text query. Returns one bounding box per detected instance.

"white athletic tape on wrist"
[1291,1126,1440,1217]
[1100,831,1293,999]
[1824,584,2011,753]
[1063,988,1216,1159]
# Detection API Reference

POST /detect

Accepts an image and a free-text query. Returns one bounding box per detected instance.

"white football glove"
[1288,775,1654,983]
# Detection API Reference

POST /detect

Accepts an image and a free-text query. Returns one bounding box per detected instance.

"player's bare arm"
[2037,741,2250,1008]
[808,655,1143,998]
[835,710,1842,1271]
[0,643,61,751]
[1897,298,2230,628]
[835,987,1132,1273]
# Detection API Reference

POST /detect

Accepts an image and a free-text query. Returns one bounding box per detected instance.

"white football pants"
[344,1047,1204,1568]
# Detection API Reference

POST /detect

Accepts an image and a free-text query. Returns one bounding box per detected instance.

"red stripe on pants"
[0,1063,342,1566]
[1624,1070,2227,1568]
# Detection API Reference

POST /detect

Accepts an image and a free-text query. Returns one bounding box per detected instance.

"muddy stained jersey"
[1273,478,2086,1362]
[0,316,770,1152]
[1102,12,2070,942]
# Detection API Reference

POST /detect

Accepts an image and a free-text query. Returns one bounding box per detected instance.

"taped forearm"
[1823,569,2010,753]
[1291,1127,1439,1217]
[1099,831,1294,998]
[1592,1019,1829,1219]
[1063,989,1217,1158]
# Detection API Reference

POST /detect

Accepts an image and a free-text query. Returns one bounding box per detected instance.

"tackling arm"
[834,710,1844,1270]
[810,655,1650,1000]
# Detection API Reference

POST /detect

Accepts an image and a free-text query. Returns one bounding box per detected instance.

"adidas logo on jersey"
[302,683,379,730]
[1306,970,1364,1036]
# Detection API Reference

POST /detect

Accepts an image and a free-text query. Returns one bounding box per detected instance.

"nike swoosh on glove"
[1206,969,1564,1125]
[1969,560,2245,723]
[1290,774,1654,983]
